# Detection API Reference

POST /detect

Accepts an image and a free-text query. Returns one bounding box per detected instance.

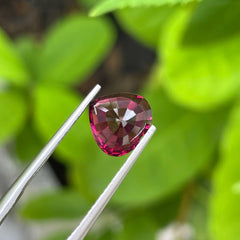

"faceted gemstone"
[89,93,152,156]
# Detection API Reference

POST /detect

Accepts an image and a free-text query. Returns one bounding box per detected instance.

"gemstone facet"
[89,93,152,156]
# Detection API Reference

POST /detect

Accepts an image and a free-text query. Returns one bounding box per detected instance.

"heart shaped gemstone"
[89,93,152,156]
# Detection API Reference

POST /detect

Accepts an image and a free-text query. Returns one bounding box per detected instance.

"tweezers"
[0,84,156,240]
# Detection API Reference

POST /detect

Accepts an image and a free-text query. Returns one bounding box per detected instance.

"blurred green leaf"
[21,189,90,219]
[37,15,115,85]
[0,91,27,145]
[161,8,240,110]
[16,36,40,80]
[114,194,180,239]
[86,231,115,240]
[42,231,71,240]
[115,6,176,48]
[90,0,198,16]
[149,192,180,226]
[16,125,43,163]
[115,210,158,240]
[43,230,114,240]
[183,0,240,45]
[79,0,99,9]
[33,85,96,164]
[188,181,211,240]
[41,203,174,240]
[209,103,240,240]
[70,152,124,201]
[0,29,29,86]
[79,87,226,205]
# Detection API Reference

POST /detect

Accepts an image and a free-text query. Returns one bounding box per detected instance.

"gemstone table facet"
[89,93,152,156]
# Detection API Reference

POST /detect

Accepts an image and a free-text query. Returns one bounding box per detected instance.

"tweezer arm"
[0,84,101,224]
[67,125,156,240]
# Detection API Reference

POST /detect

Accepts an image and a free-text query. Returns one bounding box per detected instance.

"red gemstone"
[89,93,152,156]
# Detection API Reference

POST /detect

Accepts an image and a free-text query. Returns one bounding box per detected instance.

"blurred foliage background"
[0,0,240,239]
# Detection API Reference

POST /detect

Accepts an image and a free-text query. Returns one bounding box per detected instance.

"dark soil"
[0,0,78,38]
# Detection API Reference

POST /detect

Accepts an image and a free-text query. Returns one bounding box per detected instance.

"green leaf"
[42,195,179,240]
[78,87,226,205]
[115,6,176,48]
[33,85,96,164]
[21,189,90,219]
[183,0,240,45]
[37,15,115,85]
[43,230,113,240]
[41,232,71,240]
[115,210,158,240]
[209,103,240,240]
[78,0,99,9]
[0,91,27,145]
[87,231,115,240]
[114,194,180,239]
[15,36,40,80]
[0,29,29,86]
[149,192,180,226]
[90,0,198,16]
[161,8,240,110]
[16,125,44,163]
[188,181,211,240]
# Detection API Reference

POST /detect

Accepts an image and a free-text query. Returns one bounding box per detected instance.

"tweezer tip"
[95,84,101,90]
[149,125,156,134]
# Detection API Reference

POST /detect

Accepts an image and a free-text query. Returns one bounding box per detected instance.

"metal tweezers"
[0,84,156,240]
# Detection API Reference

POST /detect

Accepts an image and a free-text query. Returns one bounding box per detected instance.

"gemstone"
[89,93,152,156]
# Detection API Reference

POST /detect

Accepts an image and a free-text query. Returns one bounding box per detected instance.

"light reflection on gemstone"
[89,93,152,156]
